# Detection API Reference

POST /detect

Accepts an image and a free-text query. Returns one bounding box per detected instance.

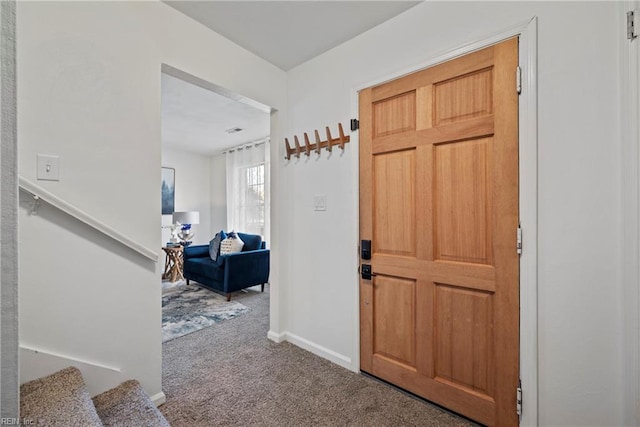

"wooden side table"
[162,246,184,282]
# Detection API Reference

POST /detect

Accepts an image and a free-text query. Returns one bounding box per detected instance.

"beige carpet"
[161,286,478,427]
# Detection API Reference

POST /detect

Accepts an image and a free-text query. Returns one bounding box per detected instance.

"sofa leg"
[261,284,264,293]
[186,279,189,286]
[226,293,231,302]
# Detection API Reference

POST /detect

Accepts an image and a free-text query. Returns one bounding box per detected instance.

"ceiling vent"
[225,127,243,134]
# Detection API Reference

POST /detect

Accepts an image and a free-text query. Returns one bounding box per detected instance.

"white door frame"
[350,17,539,427]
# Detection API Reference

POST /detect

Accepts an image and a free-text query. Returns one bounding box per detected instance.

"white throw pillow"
[220,233,244,255]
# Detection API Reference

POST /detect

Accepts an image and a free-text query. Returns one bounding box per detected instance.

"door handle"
[360,264,376,280]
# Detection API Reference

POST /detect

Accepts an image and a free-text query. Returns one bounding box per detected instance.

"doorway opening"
[159,64,272,343]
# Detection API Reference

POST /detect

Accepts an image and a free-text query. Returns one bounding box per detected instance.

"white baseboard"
[270,331,354,371]
[20,345,124,397]
[150,391,166,407]
[267,330,285,343]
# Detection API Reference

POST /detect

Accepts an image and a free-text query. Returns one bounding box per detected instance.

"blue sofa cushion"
[208,230,226,261]
[184,244,209,259]
[215,253,227,267]
[185,257,224,282]
[238,232,262,252]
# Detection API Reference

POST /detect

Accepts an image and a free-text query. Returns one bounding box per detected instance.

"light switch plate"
[37,154,60,181]
[314,195,327,211]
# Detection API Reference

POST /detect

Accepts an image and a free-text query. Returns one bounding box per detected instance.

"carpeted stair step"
[92,379,170,427]
[20,366,104,426]
[20,366,170,427]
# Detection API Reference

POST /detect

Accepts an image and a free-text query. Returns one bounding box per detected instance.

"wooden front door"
[359,38,519,426]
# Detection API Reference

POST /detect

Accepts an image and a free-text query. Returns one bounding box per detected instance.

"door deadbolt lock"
[361,240,371,260]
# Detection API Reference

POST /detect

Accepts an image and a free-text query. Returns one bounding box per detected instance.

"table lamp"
[173,211,200,246]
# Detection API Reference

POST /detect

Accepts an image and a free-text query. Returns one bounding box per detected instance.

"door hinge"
[516,379,523,417]
[350,119,360,131]
[516,66,522,95]
[516,225,523,255]
[628,10,638,40]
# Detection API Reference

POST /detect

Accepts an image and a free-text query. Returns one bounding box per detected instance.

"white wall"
[210,153,227,234]
[18,198,158,395]
[18,1,286,399]
[161,147,212,246]
[279,2,623,425]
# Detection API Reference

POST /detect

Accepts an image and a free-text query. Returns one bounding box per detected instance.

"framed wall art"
[161,167,175,215]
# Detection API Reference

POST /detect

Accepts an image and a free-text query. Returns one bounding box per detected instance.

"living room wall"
[161,147,213,246]
[17,1,285,401]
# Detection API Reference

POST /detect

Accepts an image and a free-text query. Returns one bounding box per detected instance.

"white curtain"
[226,141,267,237]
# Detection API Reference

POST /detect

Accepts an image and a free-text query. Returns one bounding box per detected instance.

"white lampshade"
[173,211,199,225]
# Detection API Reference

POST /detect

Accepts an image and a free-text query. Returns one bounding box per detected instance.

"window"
[244,163,265,236]
[226,142,267,237]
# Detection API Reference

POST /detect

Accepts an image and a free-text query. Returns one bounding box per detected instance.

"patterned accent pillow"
[208,230,226,261]
[220,231,244,255]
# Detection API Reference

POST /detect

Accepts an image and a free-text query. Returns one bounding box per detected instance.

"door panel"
[434,68,493,126]
[359,38,519,426]
[373,92,417,137]
[434,137,493,264]
[373,149,416,256]
[434,283,494,397]
[373,275,416,366]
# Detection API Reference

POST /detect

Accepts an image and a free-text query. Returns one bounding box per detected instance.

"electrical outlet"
[313,195,327,211]
[37,154,60,181]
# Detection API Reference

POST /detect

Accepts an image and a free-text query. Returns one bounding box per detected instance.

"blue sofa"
[183,232,270,301]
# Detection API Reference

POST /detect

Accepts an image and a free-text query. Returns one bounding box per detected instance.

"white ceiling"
[165,1,422,71]
[161,73,270,155]
[162,1,422,156]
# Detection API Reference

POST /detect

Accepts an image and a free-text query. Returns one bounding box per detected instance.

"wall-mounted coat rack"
[284,122,350,160]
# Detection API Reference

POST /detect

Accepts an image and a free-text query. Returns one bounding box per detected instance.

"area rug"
[162,283,250,342]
